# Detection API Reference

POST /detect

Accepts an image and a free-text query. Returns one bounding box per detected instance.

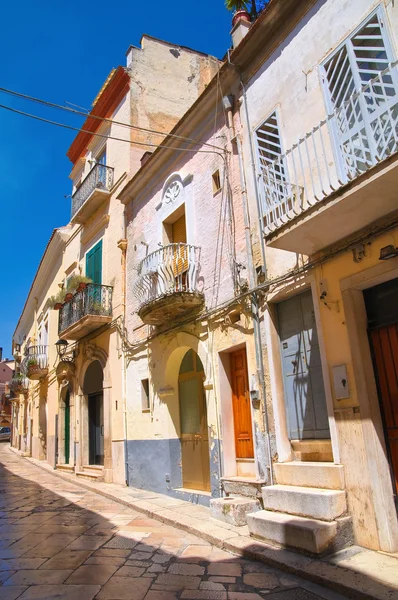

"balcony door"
[86,240,102,285]
[178,349,210,492]
[321,9,397,179]
[172,215,188,290]
[96,149,107,188]
[277,290,330,440]
[86,240,103,312]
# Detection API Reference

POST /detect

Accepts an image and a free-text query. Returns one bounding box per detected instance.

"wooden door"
[365,278,398,509]
[231,349,254,459]
[369,325,398,501]
[277,290,330,440]
[88,393,104,466]
[179,350,210,491]
[172,215,188,282]
[86,240,103,284]
[64,390,70,465]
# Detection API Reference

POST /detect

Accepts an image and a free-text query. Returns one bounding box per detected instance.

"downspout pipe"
[238,74,268,279]
[223,95,273,485]
[117,236,129,487]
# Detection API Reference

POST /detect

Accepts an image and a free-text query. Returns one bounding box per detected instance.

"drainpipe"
[223,95,273,485]
[117,237,129,486]
[238,75,268,278]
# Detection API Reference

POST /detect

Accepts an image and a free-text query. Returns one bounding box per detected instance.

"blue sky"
[0,0,232,358]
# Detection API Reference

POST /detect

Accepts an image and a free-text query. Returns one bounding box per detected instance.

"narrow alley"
[0,445,347,600]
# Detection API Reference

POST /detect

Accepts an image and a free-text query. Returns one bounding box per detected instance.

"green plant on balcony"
[47,275,93,310]
[91,301,105,315]
[66,275,92,293]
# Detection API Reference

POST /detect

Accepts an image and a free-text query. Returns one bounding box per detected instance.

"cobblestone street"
[0,445,349,600]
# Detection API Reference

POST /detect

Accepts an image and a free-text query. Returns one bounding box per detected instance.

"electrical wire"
[0,103,226,157]
[0,86,225,152]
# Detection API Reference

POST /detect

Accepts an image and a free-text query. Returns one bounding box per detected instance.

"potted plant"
[225,0,251,25]
[47,289,67,310]
[66,274,92,294]
[9,373,29,394]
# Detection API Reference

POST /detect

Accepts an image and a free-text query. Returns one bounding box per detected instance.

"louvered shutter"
[322,9,397,178]
[255,112,293,228]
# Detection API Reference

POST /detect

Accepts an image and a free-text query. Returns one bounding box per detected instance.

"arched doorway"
[178,349,210,491]
[84,361,104,466]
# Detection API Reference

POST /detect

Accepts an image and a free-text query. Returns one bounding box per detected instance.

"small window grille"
[141,378,150,411]
[212,170,221,195]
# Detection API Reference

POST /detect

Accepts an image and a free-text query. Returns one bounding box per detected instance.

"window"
[321,8,396,175]
[212,170,221,195]
[255,111,290,226]
[141,378,150,411]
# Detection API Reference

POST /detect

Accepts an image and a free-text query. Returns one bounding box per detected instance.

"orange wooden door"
[370,324,398,498]
[231,349,254,459]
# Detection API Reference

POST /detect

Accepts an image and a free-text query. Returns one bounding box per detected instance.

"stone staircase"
[76,465,104,482]
[246,462,353,556]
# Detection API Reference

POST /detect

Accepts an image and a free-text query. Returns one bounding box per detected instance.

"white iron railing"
[259,62,398,234]
[134,243,202,307]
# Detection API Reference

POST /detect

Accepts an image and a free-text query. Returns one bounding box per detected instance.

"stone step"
[210,497,261,526]
[56,464,75,474]
[76,471,104,482]
[274,462,345,490]
[246,509,353,556]
[261,484,347,521]
[291,440,333,462]
[221,476,266,499]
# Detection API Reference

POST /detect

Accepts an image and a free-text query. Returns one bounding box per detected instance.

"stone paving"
[0,444,348,600]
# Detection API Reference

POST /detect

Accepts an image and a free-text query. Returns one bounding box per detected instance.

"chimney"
[0,348,2,362]
[231,15,251,49]
[140,151,153,167]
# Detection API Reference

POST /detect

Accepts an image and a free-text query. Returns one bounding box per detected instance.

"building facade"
[239,0,398,553]
[11,36,219,485]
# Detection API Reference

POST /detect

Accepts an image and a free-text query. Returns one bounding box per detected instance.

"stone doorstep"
[274,462,345,490]
[16,449,397,600]
[221,477,266,499]
[261,485,347,522]
[210,497,261,527]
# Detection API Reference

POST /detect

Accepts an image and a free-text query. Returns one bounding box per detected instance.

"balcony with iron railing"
[21,346,49,381]
[8,373,29,395]
[259,63,398,255]
[134,243,204,325]
[58,283,113,340]
[71,163,114,225]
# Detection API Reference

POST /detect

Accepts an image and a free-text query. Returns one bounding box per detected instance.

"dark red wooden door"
[231,349,254,459]
[370,324,398,498]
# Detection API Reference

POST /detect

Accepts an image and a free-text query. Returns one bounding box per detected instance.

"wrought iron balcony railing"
[134,243,202,308]
[20,345,49,380]
[8,374,29,394]
[71,163,114,219]
[259,62,398,235]
[58,283,113,335]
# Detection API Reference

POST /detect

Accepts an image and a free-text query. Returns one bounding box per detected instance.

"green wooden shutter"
[86,240,102,285]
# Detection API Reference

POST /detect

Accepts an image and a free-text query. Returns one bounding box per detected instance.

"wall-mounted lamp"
[55,339,68,359]
[55,339,77,363]
[379,245,398,261]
